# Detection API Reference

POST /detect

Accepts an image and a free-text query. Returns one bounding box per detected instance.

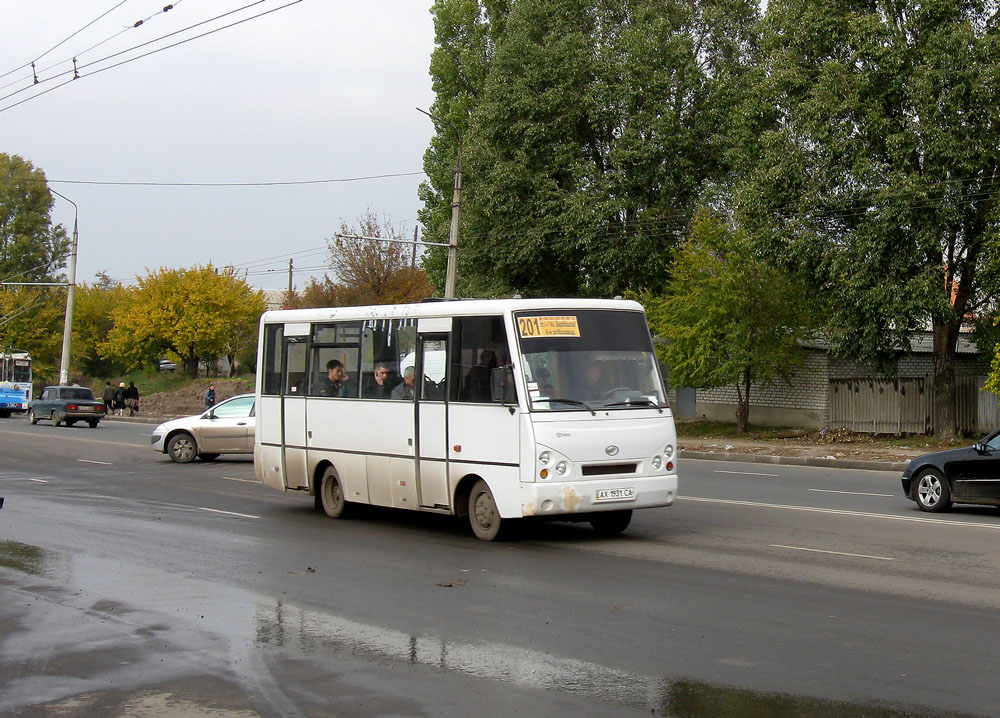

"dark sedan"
[901,430,1000,512]
[27,385,106,428]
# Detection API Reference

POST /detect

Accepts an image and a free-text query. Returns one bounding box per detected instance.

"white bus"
[254,298,677,540]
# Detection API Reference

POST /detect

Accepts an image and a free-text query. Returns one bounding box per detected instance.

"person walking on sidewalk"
[101,381,115,410]
[125,381,140,416]
[113,382,127,416]
[204,383,216,409]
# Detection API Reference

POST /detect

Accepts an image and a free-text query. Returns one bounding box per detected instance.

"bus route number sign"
[517,316,581,339]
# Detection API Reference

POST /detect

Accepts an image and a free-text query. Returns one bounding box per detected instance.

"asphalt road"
[1,416,998,718]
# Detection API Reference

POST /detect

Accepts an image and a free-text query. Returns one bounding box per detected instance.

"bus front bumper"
[520,474,677,517]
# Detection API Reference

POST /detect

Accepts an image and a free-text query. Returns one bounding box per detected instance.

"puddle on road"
[252,600,969,718]
[0,542,977,718]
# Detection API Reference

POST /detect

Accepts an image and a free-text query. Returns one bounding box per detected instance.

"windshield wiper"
[603,398,665,413]
[539,397,596,415]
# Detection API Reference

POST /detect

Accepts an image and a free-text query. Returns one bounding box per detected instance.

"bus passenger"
[366,362,394,399]
[322,359,351,397]
[391,366,416,400]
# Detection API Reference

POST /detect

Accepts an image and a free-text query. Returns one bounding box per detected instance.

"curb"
[680,449,908,472]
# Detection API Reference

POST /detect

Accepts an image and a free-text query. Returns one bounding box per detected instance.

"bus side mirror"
[491,366,516,404]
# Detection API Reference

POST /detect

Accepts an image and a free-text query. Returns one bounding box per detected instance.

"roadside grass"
[676,419,971,451]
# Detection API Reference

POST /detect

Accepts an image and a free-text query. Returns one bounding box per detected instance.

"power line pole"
[287,258,293,296]
[50,189,78,385]
[412,226,418,268]
[444,136,462,299]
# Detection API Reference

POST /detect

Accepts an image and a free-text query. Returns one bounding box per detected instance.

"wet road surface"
[0,418,997,717]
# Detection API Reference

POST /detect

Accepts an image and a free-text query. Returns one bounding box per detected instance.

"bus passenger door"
[416,332,450,509]
[281,334,309,490]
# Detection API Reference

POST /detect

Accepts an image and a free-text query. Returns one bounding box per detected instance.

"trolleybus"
[254,298,677,540]
[0,350,32,416]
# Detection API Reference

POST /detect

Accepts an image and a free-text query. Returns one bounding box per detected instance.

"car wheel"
[88,420,99,428]
[317,467,351,518]
[198,453,219,462]
[914,469,952,513]
[167,432,198,463]
[590,509,633,537]
[27,409,37,425]
[50,411,60,427]
[468,479,505,541]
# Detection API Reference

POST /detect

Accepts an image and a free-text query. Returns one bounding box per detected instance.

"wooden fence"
[829,376,1000,435]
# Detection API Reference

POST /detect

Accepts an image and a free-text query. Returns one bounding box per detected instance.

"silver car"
[151,393,255,463]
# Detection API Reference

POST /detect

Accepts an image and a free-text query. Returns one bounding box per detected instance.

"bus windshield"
[514,309,665,411]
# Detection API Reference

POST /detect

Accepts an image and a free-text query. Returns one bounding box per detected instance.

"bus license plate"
[595,487,635,502]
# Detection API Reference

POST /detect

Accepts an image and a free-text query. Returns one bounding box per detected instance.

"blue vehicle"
[0,385,27,418]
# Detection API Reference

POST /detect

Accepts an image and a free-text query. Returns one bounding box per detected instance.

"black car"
[901,430,1000,512]
[27,386,106,428]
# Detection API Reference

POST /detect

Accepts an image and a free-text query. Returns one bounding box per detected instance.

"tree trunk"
[735,369,751,433]
[932,316,959,439]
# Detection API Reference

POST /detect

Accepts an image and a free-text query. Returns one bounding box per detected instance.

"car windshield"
[62,388,95,401]
[515,309,665,412]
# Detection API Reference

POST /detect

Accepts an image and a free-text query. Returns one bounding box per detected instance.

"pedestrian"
[101,381,115,409]
[205,383,216,409]
[125,381,140,416]
[113,382,127,416]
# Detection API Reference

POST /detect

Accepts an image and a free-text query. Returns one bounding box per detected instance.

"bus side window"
[452,315,509,404]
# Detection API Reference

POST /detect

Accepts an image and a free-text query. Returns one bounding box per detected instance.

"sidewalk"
[679,437,918,472]
[105,414,918,472]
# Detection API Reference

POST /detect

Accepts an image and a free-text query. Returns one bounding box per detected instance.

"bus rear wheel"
[318,468,351,518]
[590,510,632,537]
[468,479,504,541]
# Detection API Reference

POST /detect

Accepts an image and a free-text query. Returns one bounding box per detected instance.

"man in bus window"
[367,361,395,399]
[322,359,350,397]
[391,366,416,400]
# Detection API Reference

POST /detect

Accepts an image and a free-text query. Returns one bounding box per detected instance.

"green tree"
[642,215,819,432]
[0,154,68,282]
[421,0,760,297]
[739,0,1000,438]
[102,266,267,377]
[0,286,65,383]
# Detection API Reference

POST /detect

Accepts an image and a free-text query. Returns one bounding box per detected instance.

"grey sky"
[0,0,436,292]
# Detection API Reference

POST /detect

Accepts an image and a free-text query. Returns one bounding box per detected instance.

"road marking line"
[714,470,780,477]
[77,459,113,465]
[220,476,259,483]
[809,488,893,497]
[30,478,48,483]
[199,507,259,519]
[679,495,1000,530]
[769,544,894,561]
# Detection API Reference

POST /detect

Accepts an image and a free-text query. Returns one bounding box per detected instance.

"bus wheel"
[590,510,632,537]
[319,468,351,518]
[469,479,503,541]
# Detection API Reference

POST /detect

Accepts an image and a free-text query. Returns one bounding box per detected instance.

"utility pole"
[287,258,293,298]
[444,136,462,300]
[412,226,418,268]
[417,107,461,299]
[50,189,78,385]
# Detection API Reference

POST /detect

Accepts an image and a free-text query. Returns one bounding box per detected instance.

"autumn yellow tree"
[102,266,266,377]
[72,274,130,378]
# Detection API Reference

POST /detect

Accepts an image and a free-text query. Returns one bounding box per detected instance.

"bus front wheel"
[468,479,504,541]
[318,468,351,519]
[590,509,632,536]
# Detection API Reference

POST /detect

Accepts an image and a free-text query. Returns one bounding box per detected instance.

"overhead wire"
[0,0,299,114]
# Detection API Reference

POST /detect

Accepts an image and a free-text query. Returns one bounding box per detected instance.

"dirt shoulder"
[136,377,254,419]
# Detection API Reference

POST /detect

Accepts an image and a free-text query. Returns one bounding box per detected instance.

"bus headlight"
[664,444,675,459]
[651,455,662,470]
[555,460,568,476]
[539,451,551,465]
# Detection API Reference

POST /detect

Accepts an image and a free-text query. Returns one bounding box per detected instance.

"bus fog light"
[555,461,568,475]
[539,451,551,465]
[541,499,554,512]
[651,455,662,470]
